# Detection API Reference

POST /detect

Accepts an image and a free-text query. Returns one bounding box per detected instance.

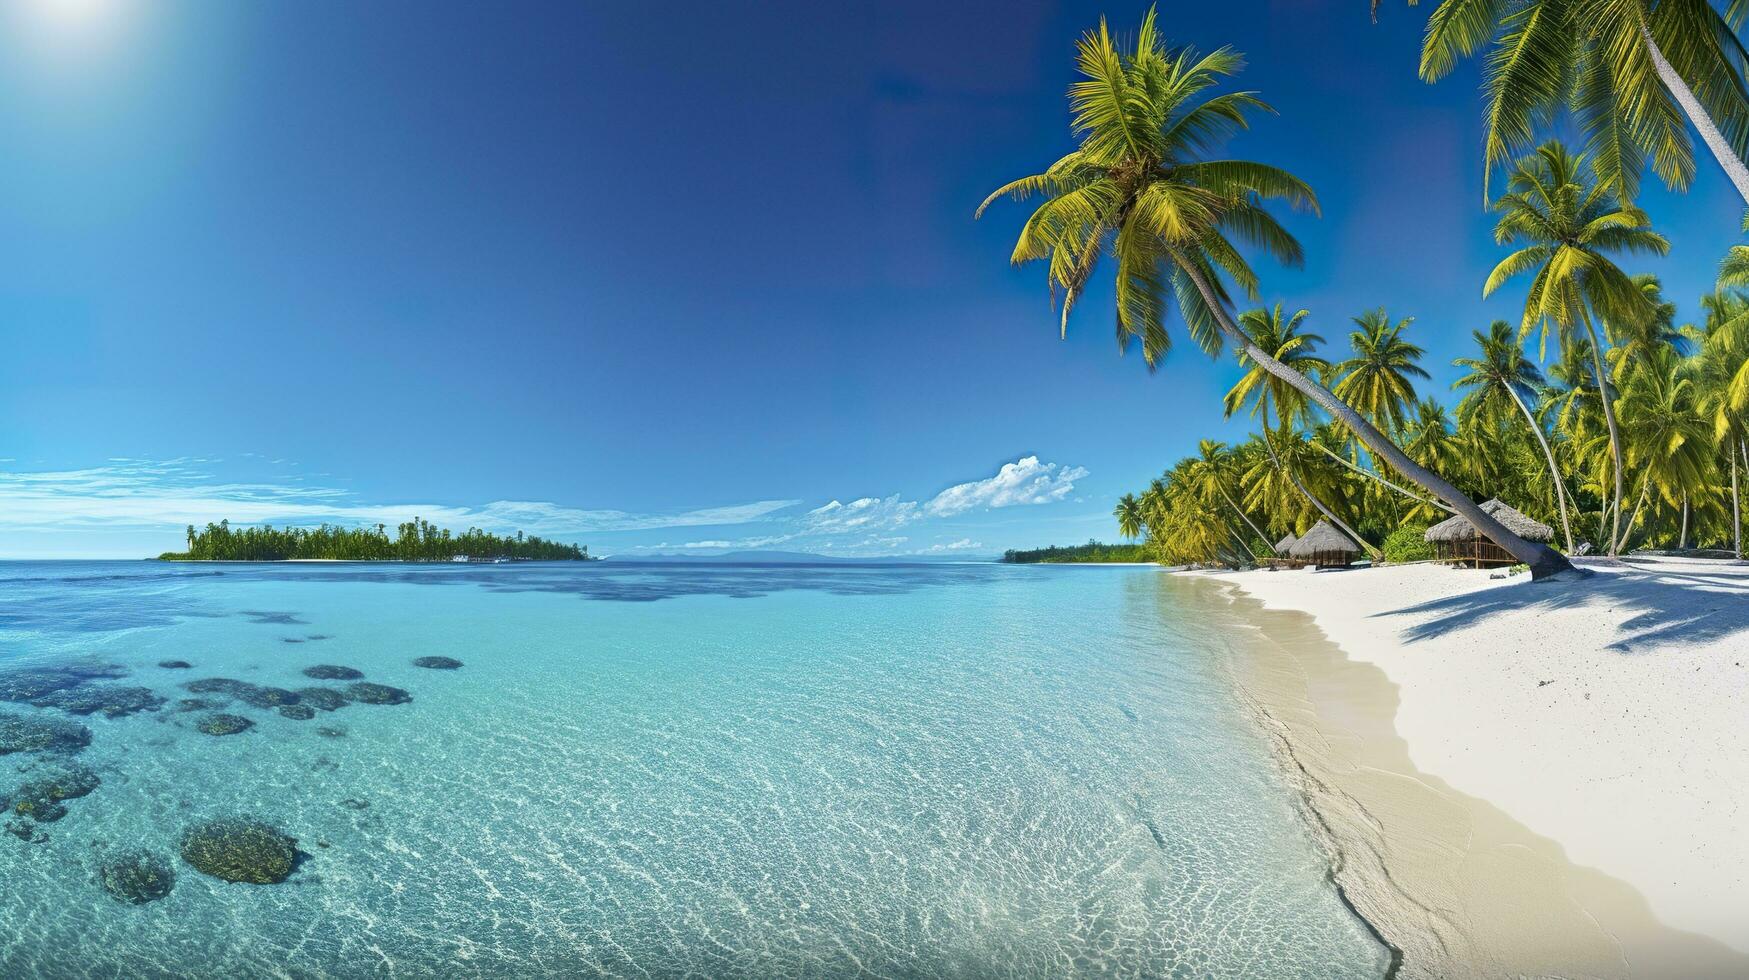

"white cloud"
[925,456,1088,517]
[919,538,982,553]
[2,454,1085,559]
[0,460,799,537]
[801,495,920,534]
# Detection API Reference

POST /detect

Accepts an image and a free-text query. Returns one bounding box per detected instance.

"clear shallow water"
[0,560,1387,978]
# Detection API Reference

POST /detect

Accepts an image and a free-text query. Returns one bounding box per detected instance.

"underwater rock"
[3,763,101,823]
[236,686,299,709]
[32,685,166,718]
[412,656,463,670]
[98,850,176,904]
[238,610,306,625]
[179,817,299,884]
[194,713,253,737]
[301,665,363,681]
[345,682,411,706]
[5,820,47,843]
[277,705,316,721]
[0,664,128,703]
[183,678,252,697]
[158,661,193,670]
[0,712,92,756]
[183,678,299,708]
[293,688,348,712]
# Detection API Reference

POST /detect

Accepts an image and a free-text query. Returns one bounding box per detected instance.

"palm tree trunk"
[1579,313,1626,555]
[1641,23,1749,208]
[1680,492,1689,550]
[1177,258,1573,579]
[1733,444,1742,559]
[1311,441,1454,515]
[1620,474,1652,553]
[1216,483,1272,549]
[1506,386,1576,554]
[1260,425,1380,560]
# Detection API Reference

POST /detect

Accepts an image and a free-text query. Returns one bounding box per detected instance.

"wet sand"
[1192,577,1749,979]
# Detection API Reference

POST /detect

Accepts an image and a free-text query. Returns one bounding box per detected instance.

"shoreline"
[1185,562,1749,978]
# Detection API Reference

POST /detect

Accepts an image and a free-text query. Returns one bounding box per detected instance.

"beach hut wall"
[1422,499,1554,567]
[1286,520,1360,568]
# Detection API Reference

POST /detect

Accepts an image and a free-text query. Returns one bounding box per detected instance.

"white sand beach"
[1199,557,1749,978]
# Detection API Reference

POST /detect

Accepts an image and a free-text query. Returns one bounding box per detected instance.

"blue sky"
[1,0,1744,559]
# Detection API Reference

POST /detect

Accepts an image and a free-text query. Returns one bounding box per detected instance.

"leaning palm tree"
[979,9,1571,576]
[1454,321,1577,551]
[1484,140,1668,554]
[1410,0,1749,206]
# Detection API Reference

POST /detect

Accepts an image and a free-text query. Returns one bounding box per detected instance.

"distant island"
[1001,541,1153,564]
[158,519,589,562]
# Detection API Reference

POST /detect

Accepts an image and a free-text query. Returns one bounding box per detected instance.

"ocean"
[0,559,1388,978]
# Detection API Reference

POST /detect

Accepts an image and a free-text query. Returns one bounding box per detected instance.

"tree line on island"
[1001,541,1151,564]
[159,519,589,562]
[981,6,1749,575]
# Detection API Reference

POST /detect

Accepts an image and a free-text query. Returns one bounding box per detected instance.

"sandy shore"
[1192,557,1749,979]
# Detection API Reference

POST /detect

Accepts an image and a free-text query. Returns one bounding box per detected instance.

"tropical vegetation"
[158,519,589,562]
[1001,541,1153,564]
[976,9,1573,575]
[985,8,1749,572]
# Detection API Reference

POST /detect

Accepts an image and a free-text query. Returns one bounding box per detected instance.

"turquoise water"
[0,560,1387,978]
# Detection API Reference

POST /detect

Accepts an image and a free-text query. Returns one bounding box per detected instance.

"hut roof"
[1274,533,1298,553]
[1287,520,1360,558]
[1423,499,1554,543]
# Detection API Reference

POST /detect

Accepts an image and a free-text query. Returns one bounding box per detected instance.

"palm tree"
[1222,304,1330,424]
[1708,255,1749,417]
[1695,291,1749,555]
[1333,307,1429,437]
[1484,140,1668,554]
[1114,493,1144,540]
[1187,440,1273,547]
[981,10,1569,575]
[1410,0,1749,206]
[1222,304,1377,553]
[1609,275,1687,381]
[1454,321,1577,551]
[1618,344,1715,547]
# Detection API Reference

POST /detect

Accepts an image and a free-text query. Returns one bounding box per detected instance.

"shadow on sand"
[1379,559,1749,652]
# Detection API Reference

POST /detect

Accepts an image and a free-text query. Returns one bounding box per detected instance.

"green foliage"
[159,519,587,562]
[1001,540,1153,564]
[1382,526,1435,563]
[1412,0,1749,202]
[979,5,1317,368]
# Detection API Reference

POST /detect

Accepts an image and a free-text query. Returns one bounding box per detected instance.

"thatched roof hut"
[1287,520,1361,568]
[1274,533,1298,555]
[1424,499,1553,567]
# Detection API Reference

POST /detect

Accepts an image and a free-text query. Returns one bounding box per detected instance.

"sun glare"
[10,0,136,58]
